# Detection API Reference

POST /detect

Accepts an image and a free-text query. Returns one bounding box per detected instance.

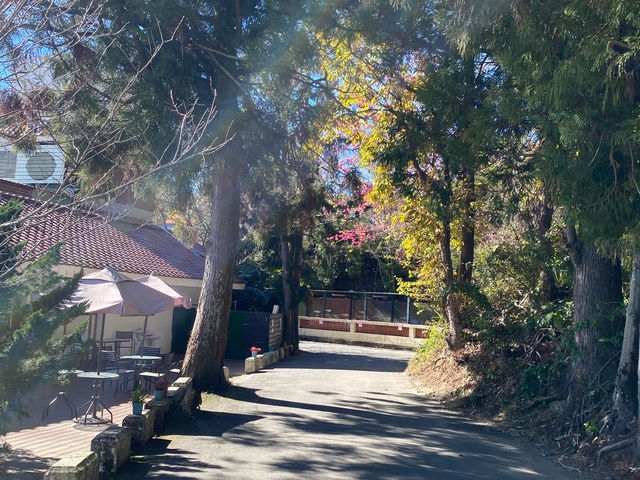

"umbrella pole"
[140,315,148,355]
[97,313,106,375]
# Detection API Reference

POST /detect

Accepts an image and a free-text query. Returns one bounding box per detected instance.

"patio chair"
[140,345,161,357]
[101,350,135,395]
[115,330,135,356]
[139,352,174,392]
[167,359,183,383]
[138,369,165,392]
[70,333,84,352]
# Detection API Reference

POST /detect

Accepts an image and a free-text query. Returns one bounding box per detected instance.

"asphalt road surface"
[120,341,582,479]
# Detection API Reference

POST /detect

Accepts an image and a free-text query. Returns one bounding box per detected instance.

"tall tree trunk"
[183,155,240,392]
[441,217,463,349]
[636,288,640,464]
[280,229,292,339]
[611,251,640,437]
[536,195,558,302]
[457,170,475,284]
[280,226,302,350]
[289,228,302,349]
[182,4,242,393]
[438,161,463,349]
[566,226,622,407]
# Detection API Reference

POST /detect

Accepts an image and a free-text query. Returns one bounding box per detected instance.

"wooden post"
[322,291,327,318]
[348,292,353,319]
[363,293,367,321]
[390,296,396,323]
[406,296,411,323]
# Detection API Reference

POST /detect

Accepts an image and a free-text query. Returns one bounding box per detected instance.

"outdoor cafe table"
[75,371,119,424]
[120,355,162,389]
[42,369,83,421]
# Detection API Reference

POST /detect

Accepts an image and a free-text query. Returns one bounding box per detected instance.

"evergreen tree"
[0,200,85,437]
[441,0,640,446]
[50,0,324,392]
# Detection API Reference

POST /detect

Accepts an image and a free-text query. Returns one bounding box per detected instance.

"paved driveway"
[121,341,581,479]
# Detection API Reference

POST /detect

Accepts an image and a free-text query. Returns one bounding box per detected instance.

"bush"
[415,323,446,362]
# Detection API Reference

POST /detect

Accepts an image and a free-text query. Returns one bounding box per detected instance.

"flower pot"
[154,390,164,401]
[132,402,143,415]
[251,352,257,358]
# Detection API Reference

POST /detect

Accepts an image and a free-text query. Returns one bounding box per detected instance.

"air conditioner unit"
[0,142,64,185]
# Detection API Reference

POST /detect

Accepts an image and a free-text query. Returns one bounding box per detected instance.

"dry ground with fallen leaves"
[407,346,639,480]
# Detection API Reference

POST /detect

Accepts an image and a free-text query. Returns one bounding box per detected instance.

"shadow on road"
[119,343,578,479]
[224,385,570,479]
[123,410,263,478]
[273,348,411,373]
[126,439,220,478]
[0,449,55,480]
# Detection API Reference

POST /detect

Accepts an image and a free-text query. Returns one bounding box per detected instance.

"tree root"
[596,438,634,463]
[524,393,559,410]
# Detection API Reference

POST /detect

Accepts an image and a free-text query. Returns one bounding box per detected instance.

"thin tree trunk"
[457,170,475,284]
[637,291,640,464]
[440,217,463,349]
[289,228,302,349]
[536,195,558,302]
[280,226,302,350]
[280,229,292,339]
[182,155,240,392]
[438,161,463,349]
[611,251,640,436]
[566,226,622,408]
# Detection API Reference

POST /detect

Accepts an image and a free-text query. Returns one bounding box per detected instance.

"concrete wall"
[299,316,429,350]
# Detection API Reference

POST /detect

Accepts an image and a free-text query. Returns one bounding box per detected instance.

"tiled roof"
[0,189,205,280]
[0,179,39,196]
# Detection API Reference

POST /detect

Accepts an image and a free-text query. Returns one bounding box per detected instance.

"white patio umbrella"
[67,267,190,373]
[134,273,192,353]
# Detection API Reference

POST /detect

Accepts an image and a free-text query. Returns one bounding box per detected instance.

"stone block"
[245,357,258,374]
[278,347,285,360]
[288,345,294,355]
[180,385,199,416]
[122,410,154,447]
[172,376,192,389]
[256,354,266,369]
[283,346,290,358]
[144,397,172,434]
[170,376,191,404]
[265,352,274,365]
[90,426,131,473]
[223,365,230,382]
[44,452,99,480]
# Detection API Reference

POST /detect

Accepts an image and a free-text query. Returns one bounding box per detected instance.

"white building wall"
[52,264,202,354]
[62,309,174,354]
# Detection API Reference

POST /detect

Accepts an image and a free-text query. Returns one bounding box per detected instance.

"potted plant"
[131,387,144,414]
[250,346,261,358]
[154,380,168,400]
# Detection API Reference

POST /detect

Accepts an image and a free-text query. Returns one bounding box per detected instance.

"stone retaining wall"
[46,345,299,478]
[43,375,196,479]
